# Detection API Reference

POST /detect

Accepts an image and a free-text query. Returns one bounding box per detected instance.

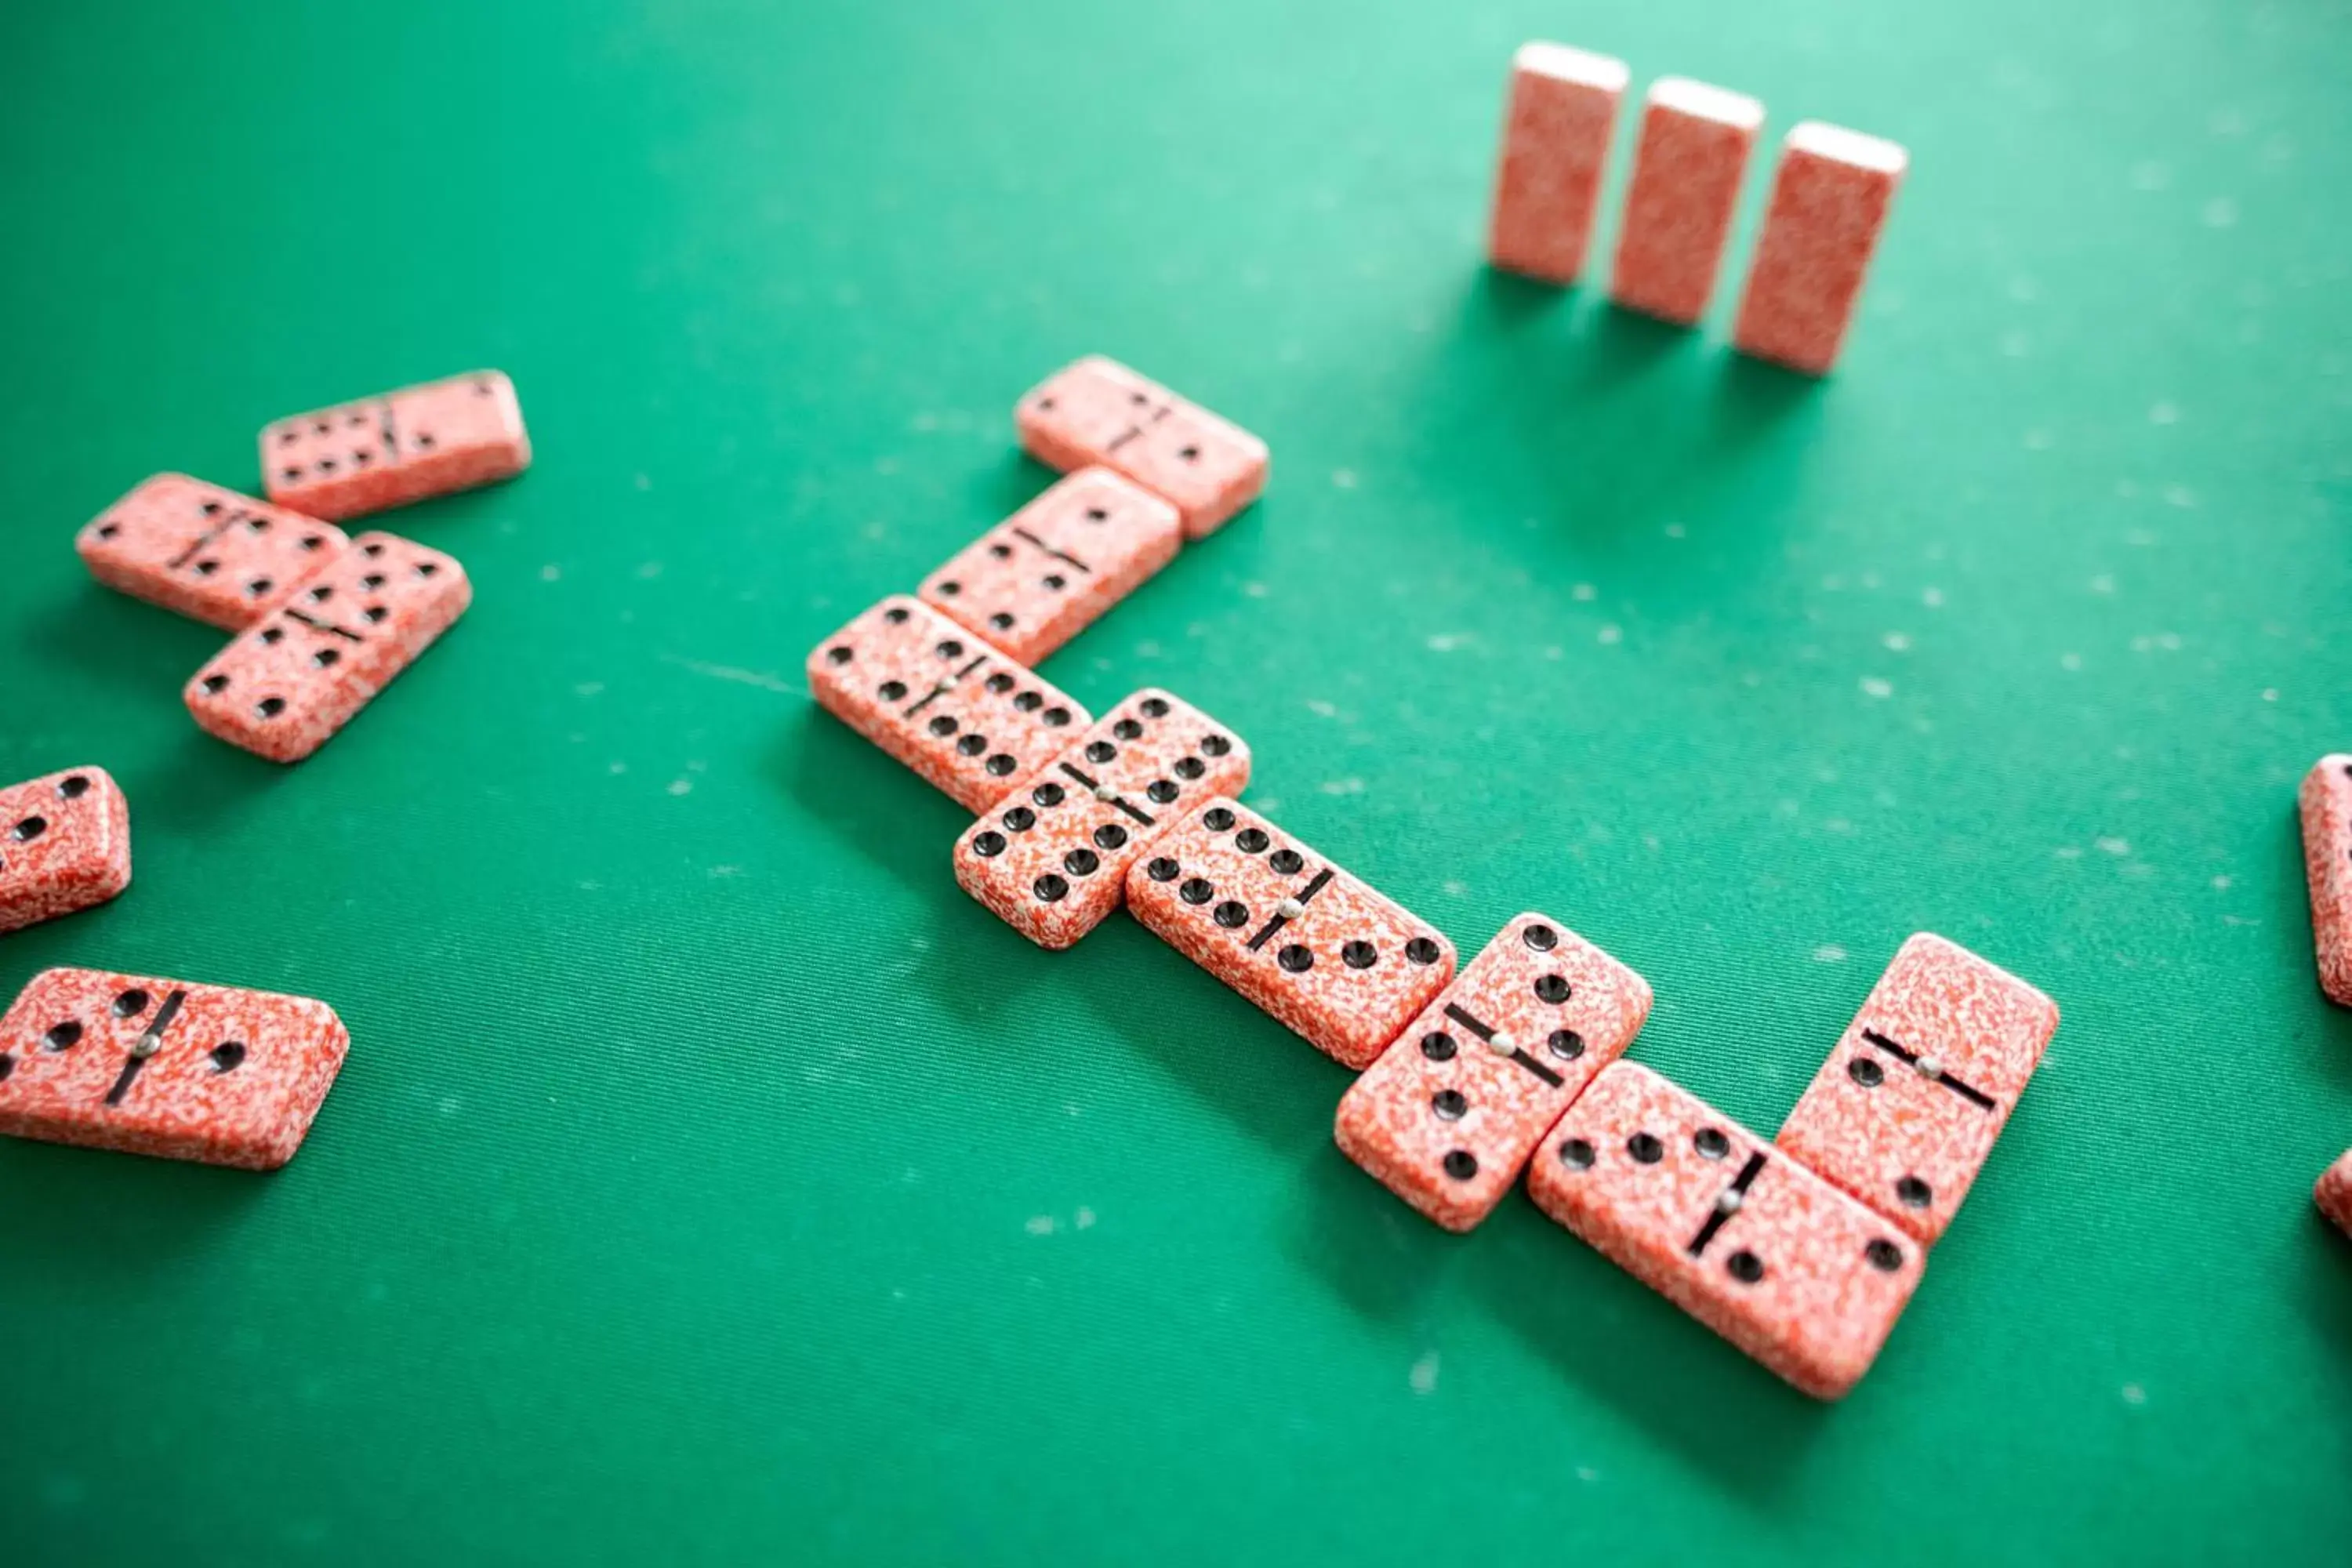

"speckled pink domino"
[1527,1061,1925,1400]
[1125,797,1455,1068]
[1775,933,2058,1246]
[920,469,1182,666]
[956,690,1249,950]
[1733,122,1907,375]
[185,532,472,764]
[2297,755,2352,1007]
[261,370,529,520]
[75,474,350,630]
[807,596,1091,812]
[2318,1151,2352,1237]
[0,967,348,1170]
[1486,42,1627,284]
[1014,357,1268,539]
[1610,78,1764,325]
[1336,913,1651,1231]
[0,768,131,935]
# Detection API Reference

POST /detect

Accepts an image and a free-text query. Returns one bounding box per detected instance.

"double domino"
[0,967,348,1171]
[1337,913,1652,1230]
[262,369,530,521]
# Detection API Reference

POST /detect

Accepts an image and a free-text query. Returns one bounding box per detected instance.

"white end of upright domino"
[1786,119,1909,176]
[1648,75,1764,132]
[1512,41,1631,93]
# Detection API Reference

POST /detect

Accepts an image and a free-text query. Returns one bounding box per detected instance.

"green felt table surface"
[3,0,2350,1562]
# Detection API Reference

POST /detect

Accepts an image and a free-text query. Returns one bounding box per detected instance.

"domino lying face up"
[0,767,132,935]
[1774,933,2058,1246]
[77,474,349,630]
[1125,797,1455,1068]
[1529,1062,1926,1400]
[185,532,473,764]
[1338,913,1652,1231]
[919,468,1182,668]
[806,596,1091,812]
[956,690,1250,950]
[0,967,349,1171]
[1015,356,1269,539]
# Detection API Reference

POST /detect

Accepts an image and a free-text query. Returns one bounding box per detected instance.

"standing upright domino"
[1733,122,1908,374]
[0,768,132,935]
[185,532,473,764]
[1486,43,1628,285]
[956,691,1250,950]
[807,596,1091,812]
[2297,754,2352,1007]
[2318,1151,2352,1238]
[1336,913,1652,1231]
[1774,933,2058,1245]
[1610,78,1766,325]
[1125,797,1455,1068]
[0,967,348,1170]
[76,474,350,630]
[1016,357,1269,539]
[920,469,1183,666]
[262,370,530,520]
[1527,1062,1926,1400]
